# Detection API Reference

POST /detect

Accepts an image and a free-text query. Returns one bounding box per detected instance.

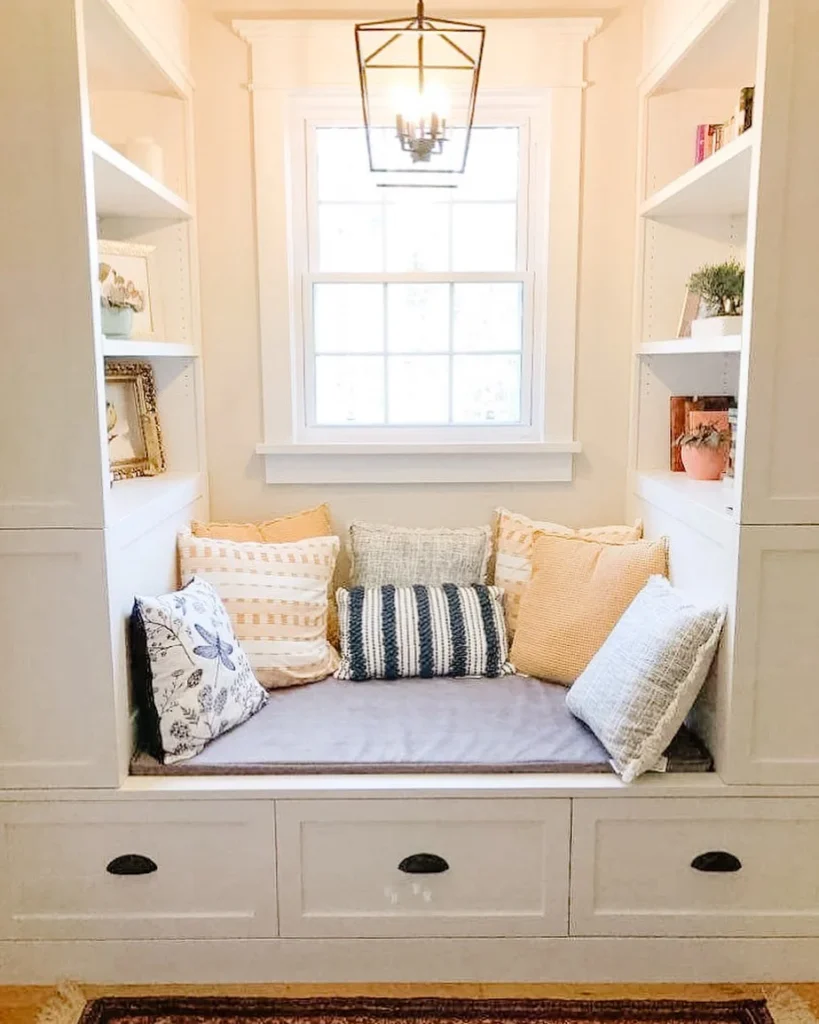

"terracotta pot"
[681,443,728,481]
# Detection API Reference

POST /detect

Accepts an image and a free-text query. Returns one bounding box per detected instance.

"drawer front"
[277,798,570,937]
[0,801,277,940]
[571,798,819,937]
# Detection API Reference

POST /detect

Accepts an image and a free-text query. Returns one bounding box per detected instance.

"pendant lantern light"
[354,0,485,179]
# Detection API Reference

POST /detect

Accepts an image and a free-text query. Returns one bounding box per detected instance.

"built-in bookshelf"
[1,0,206,789]
[630,0,757,539]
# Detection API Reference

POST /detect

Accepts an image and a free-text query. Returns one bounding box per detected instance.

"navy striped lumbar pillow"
[336,584,514,681]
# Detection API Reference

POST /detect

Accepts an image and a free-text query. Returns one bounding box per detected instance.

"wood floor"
[4,984,819,1024]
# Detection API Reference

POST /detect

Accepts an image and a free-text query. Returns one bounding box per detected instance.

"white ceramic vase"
[101,305,134,338]
[690,314,743,338]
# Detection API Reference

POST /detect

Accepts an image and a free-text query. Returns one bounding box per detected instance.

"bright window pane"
[452,354,521,424]
[457,128,520,202]
[452,204,517,271]
[318,205,382,272]
[387,355,449,424]
[315,356,384,424]
[314,283,383,353]
[316,128,379,202]
[387,284,449,353]
[385,195,450,272]
[453,283,523,353]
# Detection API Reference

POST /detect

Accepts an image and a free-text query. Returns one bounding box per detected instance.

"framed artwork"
[105,361,166,481]
[98,240,163,340]
[676,289,702,338]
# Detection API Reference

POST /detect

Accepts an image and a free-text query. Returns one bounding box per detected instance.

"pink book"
[695,124,707,164]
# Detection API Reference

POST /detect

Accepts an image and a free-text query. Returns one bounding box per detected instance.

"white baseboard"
[3,937,819,985]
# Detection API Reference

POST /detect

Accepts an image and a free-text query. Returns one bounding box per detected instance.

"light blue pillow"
[566,575,726,782]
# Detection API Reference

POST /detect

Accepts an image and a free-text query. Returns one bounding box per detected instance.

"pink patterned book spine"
[695,124,707,164]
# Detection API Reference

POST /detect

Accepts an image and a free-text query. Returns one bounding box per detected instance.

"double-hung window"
[239,19,594,482]
[285,93,566,455]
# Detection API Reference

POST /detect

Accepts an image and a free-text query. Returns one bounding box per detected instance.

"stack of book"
[695,86,754,164]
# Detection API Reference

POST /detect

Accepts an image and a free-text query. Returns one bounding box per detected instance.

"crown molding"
[233,15,602,45]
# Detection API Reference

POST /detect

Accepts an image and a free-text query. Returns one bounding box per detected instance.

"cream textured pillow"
[350,521,491,588]
[510,532,668,685]
[191,503,333,544]
[191,504,340,646]
[178,530,340,688]
[566,576,726,782]
[493,507,643,636]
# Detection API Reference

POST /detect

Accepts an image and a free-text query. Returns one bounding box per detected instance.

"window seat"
[131,675,712,776]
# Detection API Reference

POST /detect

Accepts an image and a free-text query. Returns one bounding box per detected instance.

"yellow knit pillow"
[191,503,333,544]
[510,532,668,685]
[493,507,643,636]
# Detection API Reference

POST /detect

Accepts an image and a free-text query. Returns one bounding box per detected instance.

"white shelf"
[638,338,742,356]
[635,471,735,545]
[643,0,760,95]
[91,135,191,221]
[102,339,198,359]
[84,0,190,98]
[107,472,204,546]
[641,129,756,219]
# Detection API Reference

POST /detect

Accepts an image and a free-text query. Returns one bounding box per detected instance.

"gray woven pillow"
[349,521,491,588]
[566,575,726,782]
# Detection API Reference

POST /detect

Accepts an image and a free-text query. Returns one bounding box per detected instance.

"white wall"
[190,0,641,532]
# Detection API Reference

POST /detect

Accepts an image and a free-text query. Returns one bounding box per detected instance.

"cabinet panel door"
[0,530,121,788]
[0,801,277,939]
[571,798,819,937]
[724,526,819,783]
[277,798,570,938]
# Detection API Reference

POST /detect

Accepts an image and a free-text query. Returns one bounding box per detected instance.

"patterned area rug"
[42,993,794,1024]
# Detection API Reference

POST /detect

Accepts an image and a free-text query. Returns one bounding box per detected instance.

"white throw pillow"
[132,577,267,764]
[566,576,726,782]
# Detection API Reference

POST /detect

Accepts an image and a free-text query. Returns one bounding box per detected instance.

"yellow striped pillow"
[493,508,644,637]
[178,530,340,689]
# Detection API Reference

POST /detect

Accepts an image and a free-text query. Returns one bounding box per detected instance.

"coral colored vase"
[681,443,728,481]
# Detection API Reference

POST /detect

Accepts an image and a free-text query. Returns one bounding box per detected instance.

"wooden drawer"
[571,798,819,937]
[0,801,277,940]
[276,798,570,937]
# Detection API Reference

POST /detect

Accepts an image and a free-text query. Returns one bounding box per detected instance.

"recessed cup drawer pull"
[691,851,742,873]
[398,852,449,874]
[106,854,158,876]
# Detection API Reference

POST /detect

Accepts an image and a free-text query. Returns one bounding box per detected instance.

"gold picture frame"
[105,361,166,481]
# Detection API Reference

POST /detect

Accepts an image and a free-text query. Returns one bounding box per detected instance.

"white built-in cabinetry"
[2,0,819,986]
[0,0,206,789]
[628,0,819,784]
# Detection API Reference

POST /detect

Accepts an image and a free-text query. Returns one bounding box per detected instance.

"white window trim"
[235,17,600,483]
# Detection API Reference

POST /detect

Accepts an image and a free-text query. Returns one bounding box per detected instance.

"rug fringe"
[764,986,818,1024]
[36,981,86,1024]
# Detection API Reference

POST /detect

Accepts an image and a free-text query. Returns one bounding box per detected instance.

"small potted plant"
[687,260,744,338]
[99,262,145,338]
[675,423,731,480]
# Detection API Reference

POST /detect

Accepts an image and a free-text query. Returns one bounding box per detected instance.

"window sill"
[255,441,581,484]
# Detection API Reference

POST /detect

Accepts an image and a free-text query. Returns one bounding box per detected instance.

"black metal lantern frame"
[354,0,485,178]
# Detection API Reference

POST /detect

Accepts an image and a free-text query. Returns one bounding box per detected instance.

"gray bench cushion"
[131,675,712,776]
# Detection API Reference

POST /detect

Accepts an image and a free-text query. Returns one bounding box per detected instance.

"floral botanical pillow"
[130,576,267,764]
